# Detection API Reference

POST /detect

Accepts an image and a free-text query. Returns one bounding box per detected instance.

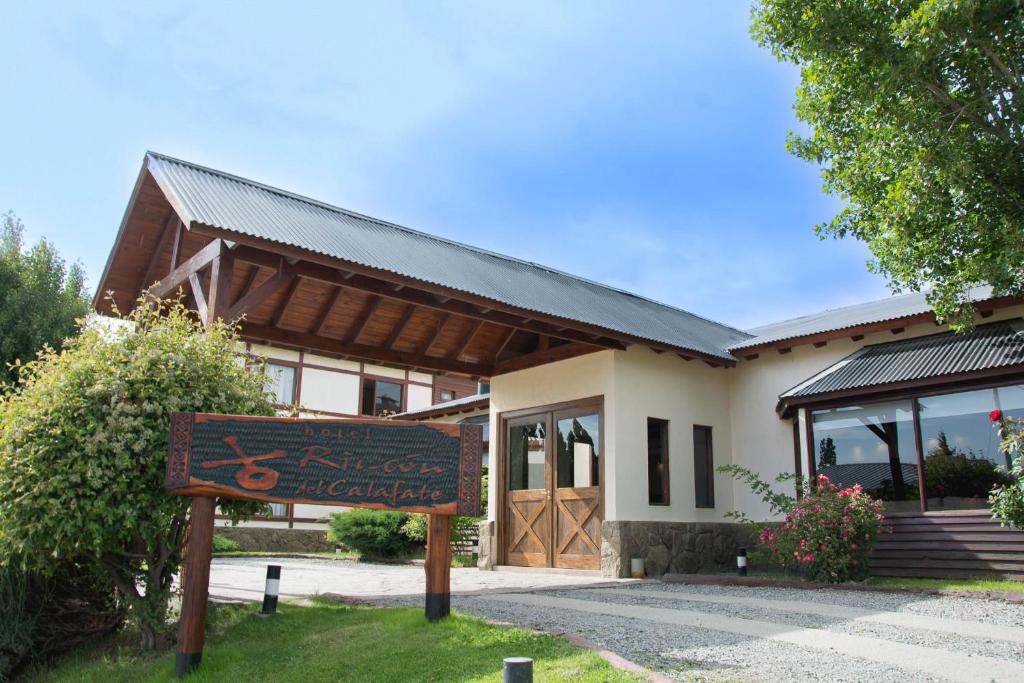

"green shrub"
[327,510,413,559]
[212,534,242,553]
[401,514,478,552]
[1,558,122,680]
[990,415,1024,528]
[0,297,274,648]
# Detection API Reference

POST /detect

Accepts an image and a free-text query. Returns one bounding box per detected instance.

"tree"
[752,1,1024,329]
[0,298,275,648]
[817,436,837,468]
[0,212,90,385]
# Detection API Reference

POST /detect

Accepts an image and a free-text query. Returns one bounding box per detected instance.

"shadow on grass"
[25,599,641,683]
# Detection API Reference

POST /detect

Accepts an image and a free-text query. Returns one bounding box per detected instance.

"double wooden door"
[504,402,602,570]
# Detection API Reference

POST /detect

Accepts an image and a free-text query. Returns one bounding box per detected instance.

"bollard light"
[736,547,748,577]
[261,564,281,615]
[503,657,533,683]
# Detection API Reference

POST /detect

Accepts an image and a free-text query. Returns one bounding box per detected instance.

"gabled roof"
[731,286,995,351]
[145,152,750,360]
[780,319,1024,406]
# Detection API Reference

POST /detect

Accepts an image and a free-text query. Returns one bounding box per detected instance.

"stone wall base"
[477,520,496,570]
[601,520,751,578]
[216,526,334,553]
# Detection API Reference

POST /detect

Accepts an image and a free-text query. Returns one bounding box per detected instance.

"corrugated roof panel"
[783,320,1024,399]
[146,152,751,360]
[732,286,995,351]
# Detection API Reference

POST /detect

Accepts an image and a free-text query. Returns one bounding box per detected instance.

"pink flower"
[819,543,826,551]
[990,409,1003,422]
[849,542,857,550]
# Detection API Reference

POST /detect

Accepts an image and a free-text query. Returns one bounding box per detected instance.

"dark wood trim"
[494,342,606,375]
[647,417,670,506]
[207,249,234,323]
[791,419,803,499]
[234,263,261,306]
[803,408,816,486]
[228,261,294,322]
[240,322,494,377]
[188,272,209,324]
[693,424,715,509]
[270,277,301,328]
[911,397,928,513]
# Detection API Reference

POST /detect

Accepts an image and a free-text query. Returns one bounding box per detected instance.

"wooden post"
[424,514,452,621]
[175,497,216,677]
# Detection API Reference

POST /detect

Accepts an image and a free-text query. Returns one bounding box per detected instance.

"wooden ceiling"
[96,170,639,378]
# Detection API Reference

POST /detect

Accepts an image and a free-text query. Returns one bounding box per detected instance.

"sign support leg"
[175,496,216,677]
[424,514,451,621]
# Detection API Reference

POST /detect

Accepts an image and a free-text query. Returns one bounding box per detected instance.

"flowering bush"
[989,413,1024,529]
[758,474,885,582]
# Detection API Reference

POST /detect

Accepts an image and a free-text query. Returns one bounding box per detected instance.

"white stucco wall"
[488,350,616,522]
[406,383,433,412]
[300,367,361,414]
[609,346,735,523]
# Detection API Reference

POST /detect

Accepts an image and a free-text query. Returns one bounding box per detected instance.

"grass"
[865,576,1024,593]
[26,600,641,683]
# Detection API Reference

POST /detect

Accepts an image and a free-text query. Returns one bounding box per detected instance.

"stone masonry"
[601,520,750,578]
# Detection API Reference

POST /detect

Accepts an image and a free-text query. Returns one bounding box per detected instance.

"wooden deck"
[870,509,1024,579]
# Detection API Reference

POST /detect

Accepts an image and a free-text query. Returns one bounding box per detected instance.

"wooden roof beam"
[270,277,302,327]
[229,260,295,322]
[491,328,516,363]
[141,212,180,291]
[240,322,493,377]
[149,239,225,300]
[494,342,605,375]
[311,286,344,336]
[422,313,452,355]
[452,320,485,360]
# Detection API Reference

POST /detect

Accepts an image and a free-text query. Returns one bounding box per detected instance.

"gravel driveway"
[390,581,1024,683]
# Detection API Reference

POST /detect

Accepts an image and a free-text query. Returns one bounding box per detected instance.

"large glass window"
[556,413,600,488]
[361,379,403,417]
[918,386,1024,509]
[811,401,919,511]
[509,421,546,491]
[648,419,670,505]
[264,363,296,406]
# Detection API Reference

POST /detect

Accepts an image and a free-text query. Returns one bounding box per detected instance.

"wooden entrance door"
[504,401,602,570]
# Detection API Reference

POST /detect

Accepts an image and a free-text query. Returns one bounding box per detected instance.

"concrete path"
[480,591,1024,683]
[208,556,622,602]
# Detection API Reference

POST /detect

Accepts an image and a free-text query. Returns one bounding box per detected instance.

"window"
[693,425,714,508]
[264,363,296,405]
[917,385,1024,509]
[811,401,918,511]
[647,418,669,505]
[266,503,289,518]
[440,390,455,402]
[509,420,547,490]
[361,379,403,417]
[556,413,600,488]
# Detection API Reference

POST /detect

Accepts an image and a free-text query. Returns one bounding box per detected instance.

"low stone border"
[661,572,1024,604]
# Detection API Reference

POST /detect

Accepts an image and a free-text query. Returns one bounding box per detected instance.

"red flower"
[990,409,1003,422]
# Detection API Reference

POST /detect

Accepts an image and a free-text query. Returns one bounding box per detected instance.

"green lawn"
[865,576,1024,593]
[26,600,641,683]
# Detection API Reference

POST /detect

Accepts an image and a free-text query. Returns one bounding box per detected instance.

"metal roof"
[394,393,490,420]
[146,152,750,360]
[782,320,1024,399]
[731,286,995,351]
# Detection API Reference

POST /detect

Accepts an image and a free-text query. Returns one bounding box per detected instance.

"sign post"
[166,412,482,676]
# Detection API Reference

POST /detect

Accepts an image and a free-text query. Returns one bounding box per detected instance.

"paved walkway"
[209,558,1024,682]
[208,556,620,602]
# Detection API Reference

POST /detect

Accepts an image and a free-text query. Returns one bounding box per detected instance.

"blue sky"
[1,2,891,330]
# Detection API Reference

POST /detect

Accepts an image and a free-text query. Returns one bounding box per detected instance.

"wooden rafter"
[270,277,302,327]
[188,272,209,324]
[170,220,184,270]
[311,286,344,336]
[228,261,295,322]
[141,213,180,291]
[345,295,382,345]
[491,327,516,362]
[240,322,492,377]
[228,243,626,351]
[385,304,417,350]
[452,320,484,360]
[422,313,451,354]
[207,251,235,323]
[494,342,605,375]
[234,264,261,305]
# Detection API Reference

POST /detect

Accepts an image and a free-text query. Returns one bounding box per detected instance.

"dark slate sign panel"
[167,413,482,516]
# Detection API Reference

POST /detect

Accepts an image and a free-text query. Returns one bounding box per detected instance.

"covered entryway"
[502,399,603,570]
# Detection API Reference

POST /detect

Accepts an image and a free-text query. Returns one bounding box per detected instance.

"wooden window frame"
[263,358,300,409]
[359,374,406,417]
[693,424,715,509]
[647,418,670,506]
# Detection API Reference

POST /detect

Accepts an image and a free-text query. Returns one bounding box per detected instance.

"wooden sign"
[167,413,483,678]
[167,413,483,516]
